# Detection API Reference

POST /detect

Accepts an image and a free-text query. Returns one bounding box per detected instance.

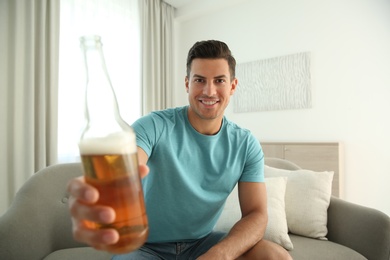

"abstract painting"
[234,52,311,112]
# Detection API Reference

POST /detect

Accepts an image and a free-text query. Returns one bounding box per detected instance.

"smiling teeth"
[202,100,217,105]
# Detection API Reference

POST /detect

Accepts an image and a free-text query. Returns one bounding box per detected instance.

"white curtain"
[0,0,60,214]
[140,0,174,114]
[58,0,141,163]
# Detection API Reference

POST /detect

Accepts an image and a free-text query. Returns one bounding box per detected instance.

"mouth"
[201,100,218,105]
[199,99,219,106]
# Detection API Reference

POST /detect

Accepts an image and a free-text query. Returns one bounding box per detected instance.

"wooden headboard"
[261,142,341,197]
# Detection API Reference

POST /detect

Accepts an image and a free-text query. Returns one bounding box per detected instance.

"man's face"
[185,58,237,123]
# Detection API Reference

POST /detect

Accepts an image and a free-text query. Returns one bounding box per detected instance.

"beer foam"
[79,131,137,154]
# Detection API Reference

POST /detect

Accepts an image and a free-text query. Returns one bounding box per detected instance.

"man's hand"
[67,164,149,251]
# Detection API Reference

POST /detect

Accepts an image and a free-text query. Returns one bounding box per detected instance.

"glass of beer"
[79,131,148,253]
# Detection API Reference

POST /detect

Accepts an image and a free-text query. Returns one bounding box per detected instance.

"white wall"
[173,0,390,216]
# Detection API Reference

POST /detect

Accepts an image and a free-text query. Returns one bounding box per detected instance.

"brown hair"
[186,40,236,80]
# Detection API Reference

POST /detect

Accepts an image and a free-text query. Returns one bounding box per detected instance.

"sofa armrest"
[327,196,390,260]
[0,163,86,260]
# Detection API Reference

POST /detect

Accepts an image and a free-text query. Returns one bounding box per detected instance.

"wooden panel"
[261,142,340,197]
[261,144,284,158]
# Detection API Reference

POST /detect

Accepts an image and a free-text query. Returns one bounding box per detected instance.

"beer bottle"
[78,35,148,253]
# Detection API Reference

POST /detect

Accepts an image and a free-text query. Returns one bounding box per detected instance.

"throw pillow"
[265,165,334,240]
[214,177,293,250]
[263,177,293,250]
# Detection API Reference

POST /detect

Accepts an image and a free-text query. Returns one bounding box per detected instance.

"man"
[68,40,291,259]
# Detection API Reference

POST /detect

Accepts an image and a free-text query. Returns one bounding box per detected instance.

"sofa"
[0,158,389,260]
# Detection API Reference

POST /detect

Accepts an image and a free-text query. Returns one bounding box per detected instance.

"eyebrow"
[193,74,228,79]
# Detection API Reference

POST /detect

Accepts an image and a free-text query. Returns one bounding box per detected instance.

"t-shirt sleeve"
[239,134,265,183]
[131,113,165,157]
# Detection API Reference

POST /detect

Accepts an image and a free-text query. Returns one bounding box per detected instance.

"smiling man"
[67,40,291,260]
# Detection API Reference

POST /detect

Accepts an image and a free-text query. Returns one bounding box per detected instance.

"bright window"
[58,0,141,163]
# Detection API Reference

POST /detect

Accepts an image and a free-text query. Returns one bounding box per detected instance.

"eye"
[215,79,226,84]
[194,78,205,83]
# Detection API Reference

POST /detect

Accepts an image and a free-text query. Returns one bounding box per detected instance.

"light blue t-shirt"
[132,106,264,243]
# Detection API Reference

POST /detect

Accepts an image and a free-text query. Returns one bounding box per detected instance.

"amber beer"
[79,132,148,253]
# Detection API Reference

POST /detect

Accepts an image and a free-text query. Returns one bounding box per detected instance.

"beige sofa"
[0,159,389,260]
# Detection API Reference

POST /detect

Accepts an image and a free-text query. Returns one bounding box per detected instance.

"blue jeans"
[112,231,226,260]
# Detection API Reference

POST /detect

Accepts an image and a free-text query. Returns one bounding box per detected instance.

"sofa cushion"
[263,177,293,250]
[288,234,367,260]
[265,165,334,240]
[215,177,293,250]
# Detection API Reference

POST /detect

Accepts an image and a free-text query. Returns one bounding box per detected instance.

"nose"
[203,81,217,96]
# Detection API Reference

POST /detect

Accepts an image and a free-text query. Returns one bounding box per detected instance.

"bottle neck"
[80,36,126,138]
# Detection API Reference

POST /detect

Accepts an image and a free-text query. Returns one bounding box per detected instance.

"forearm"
[201,212,267,259]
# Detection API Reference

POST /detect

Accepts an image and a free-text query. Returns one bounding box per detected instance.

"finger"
[139,164,149,179]
[68,197,116,224]
[72,220,119,246]
[67,176,98,204]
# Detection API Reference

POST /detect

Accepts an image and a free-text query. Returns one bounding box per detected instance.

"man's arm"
[137,146,149,165]
[199,182,268,259]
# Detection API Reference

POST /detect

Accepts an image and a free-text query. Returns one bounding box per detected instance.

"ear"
[185,76,189,93]
[230,78,238,95]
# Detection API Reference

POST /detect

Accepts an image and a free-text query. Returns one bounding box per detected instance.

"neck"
[187,106,223,135]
